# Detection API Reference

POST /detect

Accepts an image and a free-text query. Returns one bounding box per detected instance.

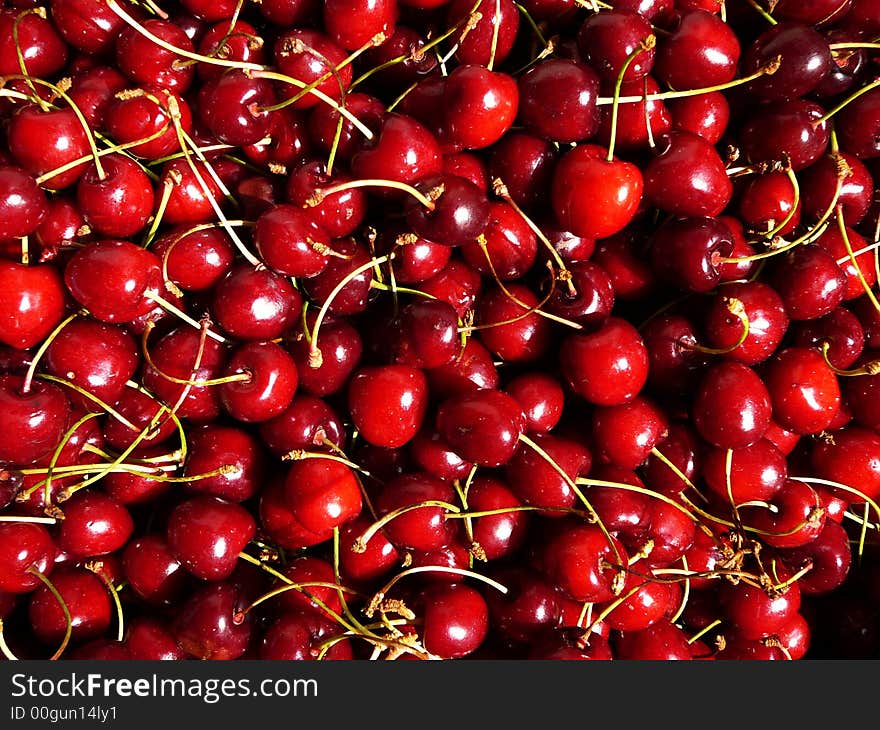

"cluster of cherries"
[0,0,879,661]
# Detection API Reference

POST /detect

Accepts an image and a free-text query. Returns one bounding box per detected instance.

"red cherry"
[0,522,56,594]
[442,65,519,151]
[349,365,427,449]
[692,361,771,448]
[284,458,363,533]
[0,261,66,350]
[541,522,628,603]
[762,347,841,435]
[437,389,526,468]
[28,567,111,648]
[422,583,489,658]
[0,374,70,466]
[57,491,133,558]
[219,341,299,423]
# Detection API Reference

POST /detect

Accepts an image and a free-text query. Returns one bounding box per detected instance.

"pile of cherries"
[0,0,879,662]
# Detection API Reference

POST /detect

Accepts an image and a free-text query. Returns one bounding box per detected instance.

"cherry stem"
[13,10,50,112]
[575,476,705,529]
[0,620,19,661]
[815,77,880,126]
[820,341,880,377]
[281,449,375,480]
[595,59,780,106]
[352,500,462,554]
[21,311,80,395]
[682,296,750,356]
[308,254,391,368]
[142,291,228,343]
[492,177,575,296]
[36,374,137,430]
[687,618,723,646]
[744,0,778,24]
[487,0,503,71]
[27,567,72,660]
[606,35,656,162]
[669,555,691,624]
[306,179,437,210]
[792,476,880,525]
[648,446,708,501]
[758,166,800,242]
[836,204,880,314]
[86,561,124,642]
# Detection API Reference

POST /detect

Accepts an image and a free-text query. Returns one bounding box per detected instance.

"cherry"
[198,70,276,148]
[801,151,872,226]
[28,567,111,648]
[142,325,228,423]
[442,65,519,151]
[560,317,649,406]
[349,365,427,449]
[173,582,252,660]
[167,495,256,581]
[614,620,693,660]
[641,313,708,395]
[592,396,668,470]
[421,583,488,658]
[641,422,700,496]
[602,573,680,632]
[461,201,537,280]
[410,429,474,482]
[702,439,788,504]
[544,261,615,329]
[0,9,67,78]
[595,76,672,152]
[505,372,565,434]
[815,224,875,301]
[259,478,332,551]
[404,174,490,246]
[836,87,880,161]
[419,258,483,320]
[504,433,591,512]
[762,347,840,435]
[769,245,847,321]
[258,394,345,458]
[184,425,266,503]
[124,617,186,660]
[744,478,826,549]
[743,22,833,102]
[338,515,399,585]
[104,87,192,162]
[654,9,740,89]
[738,171,802,237]
[152,226,235,293]
[284,457,362,533]
[49,0,127,55]
[517,59,600,144]
[374,472,458,551]
[445,0,519,67]
[577,9,656,83]
[56,491,133,558]
[668,91,730,144]
[541,522,628,603]
[300,239,374,316]
[0,166,47,240]
[552,144,643,240]
[488,134,557,212]
[692,361,771,448]
[781,519,851,595]
[254,204,332,280]
[390,299,459,369]
[64,239,163,323]
[739,99,829,172]
[0,522,56,594]
[720,566,801,640]
[469,477,529,560]
[351,113,442,189]
[122,534,188,606]
[436,389,526,468]
[644,132,732,218]
[361,27,437,92]
[811,426,880,501]
[219,341,298,423]
[291,317,362,397]
[116,19,195,93]
[649,216,734,292]
[159,157,225,225]
[702,281,789,365]
[260,610,351,660]
[426,337,499,400]
[476,284,553,362]
[287,161,367,239]
[212,263,299,341]
[8,105,90,190]
[485,568,560,644]
[0,261,66,351]
[0,374,70,466]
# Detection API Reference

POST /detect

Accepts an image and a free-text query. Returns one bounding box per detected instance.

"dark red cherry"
[769,245,846,321]
[0,375,70,466]
[212,263,299,340]
[291,317,363,397]
[743,22,833,102]
[560,317,648,406]
[740,99,829,172]
[0,9,67,78]
[122,535,188,606]
[594,76,672,152]
[287,161,367,239]
[488,133,557,210]
[273,29,351,109]
[103,87,192,161]
[116,19,195,93]
[173,582,251,660]
[375,473,458,551]
[167,496,256,581]
[151,226,235,292]
[57,491,132,558]
[505,372,565,434]
[443,65,519,152]
[183,425,266,503]
[255,204,332,279]
[284,458,362,533]
[219,341,298,423]
[445,0,519,66]
[50,0,126,55]
[668,91,730,144]
[504,433,590,512]
[744,478,826,549]
[469,477,529,560]
[642,422,700,496]
[351,112,442,188]
[0,522,56,594]
[125,617,186,660]
[815,224,875,301]
[615,620,693,660]
[426,338,499,400]
[702,439,788,504]
[518,59,600,144]
[837,87,880,160]
[644,132,732,217]
[436,389,526,468]
[410,429,474,483]
[801,151,872,226]
[649,216,734,293]
[692,361,771,448]
[421,583,488,659]
[258,394,345,458]
[338,515,399,585]
[545,261,615,329]
[793,307,864,370]
[576,10,656,83]
[8,106,90,190]
[460,201,537,280]
[159,158,224,225]
[199,70,276,147]
[602,572,680,632]
[475,284,553,362]
[64,240,162,323]
[781,520,851,595]
[419,258,482,319]
[404,174,490,246]
[592,396,668,470]
[0,166,47,239]
[349,365,427,448]
[720,571,801,641]
[76,155,154,238]
[654,9,740,89]
[259,610,351,660]
[300,239,374,315]
[702,281,789,366]
[28,567,111,648]
[811,426,880,501]
[541,523,628,603]
[390,299,459,369]
[259,478,333,551]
